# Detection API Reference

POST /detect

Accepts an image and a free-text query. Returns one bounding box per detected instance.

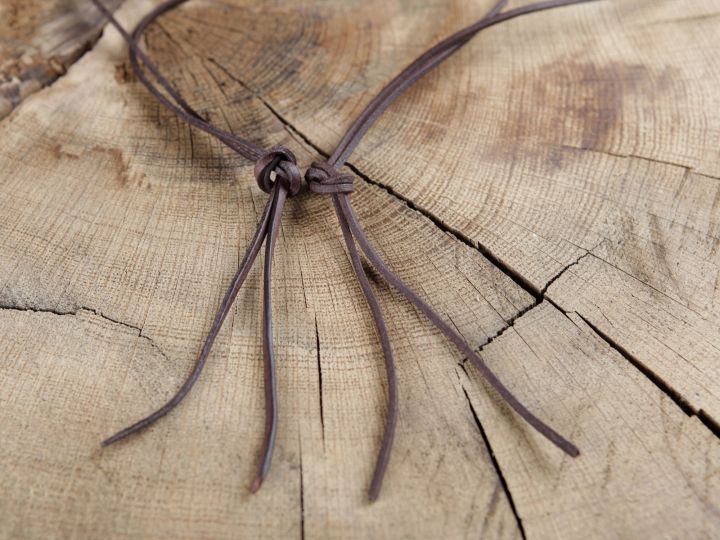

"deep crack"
[461,384,527,540]
[314,315,325,440]
[0,1,123,121]
[560,306,720,438]
[467,247,596,359]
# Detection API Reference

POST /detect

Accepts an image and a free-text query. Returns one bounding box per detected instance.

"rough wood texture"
[0,0,122,119]
[1,0,719,538]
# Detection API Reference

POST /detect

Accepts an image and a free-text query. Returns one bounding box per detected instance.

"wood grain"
[1,0,719,538]
[0,0,122,119]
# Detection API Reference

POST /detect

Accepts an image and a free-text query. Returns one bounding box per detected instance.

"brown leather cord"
[327,0,599,166]
[100,189,275,447]
[91,0,264,160]
[252,181,287,492]
[91,0,597,499]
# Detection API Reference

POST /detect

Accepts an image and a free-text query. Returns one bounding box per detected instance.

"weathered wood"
[462,302,720,539]
[0,0,122,119]
[1,0,719,538]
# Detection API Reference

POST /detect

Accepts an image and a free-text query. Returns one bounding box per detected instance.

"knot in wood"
[254,146,302,196]
[305,161,355,194]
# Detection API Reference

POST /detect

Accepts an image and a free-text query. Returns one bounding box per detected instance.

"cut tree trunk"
[1,1,719,539]
[0,0,122,119]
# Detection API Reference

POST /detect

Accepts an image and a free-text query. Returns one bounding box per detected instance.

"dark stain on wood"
[52,143,130,187]
[114,62,137,84]
[51,143,80,160]
[100,146,130,187]
[488,61,677,159]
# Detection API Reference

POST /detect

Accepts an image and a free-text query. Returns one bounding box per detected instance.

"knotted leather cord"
[92,0,596,500]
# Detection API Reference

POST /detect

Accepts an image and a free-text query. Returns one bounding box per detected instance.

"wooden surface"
[1,0,719,538]
[0,0,121,119]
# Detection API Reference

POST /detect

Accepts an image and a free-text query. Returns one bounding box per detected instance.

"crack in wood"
[559,144,720,181]
[314,314,325,441]
[697,411,720,440]
[461,383,527,540]
[298,434,306,540]
[537,251,593,298]
[205,56,309,148]
[0,301,171,363]
[550,300,720,441]
[0,1,124,121]
[464,248,596,360]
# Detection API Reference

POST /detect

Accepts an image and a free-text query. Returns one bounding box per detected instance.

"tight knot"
[254,146,302,196]
[305,161,355,194]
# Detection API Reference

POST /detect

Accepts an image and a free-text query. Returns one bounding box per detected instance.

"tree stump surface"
[1,1,719,538]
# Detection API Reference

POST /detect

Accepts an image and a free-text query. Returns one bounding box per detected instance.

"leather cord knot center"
[254,146,302,196]
[305,161,355,194]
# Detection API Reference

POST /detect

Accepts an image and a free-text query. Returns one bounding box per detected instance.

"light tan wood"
[1,0,719,538]
[462,301,720,539]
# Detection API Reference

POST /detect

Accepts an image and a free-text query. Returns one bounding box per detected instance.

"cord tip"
[100,431,125,448]
[249,476,264,494]
[100,437,113,448]
[559,439,580,457]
